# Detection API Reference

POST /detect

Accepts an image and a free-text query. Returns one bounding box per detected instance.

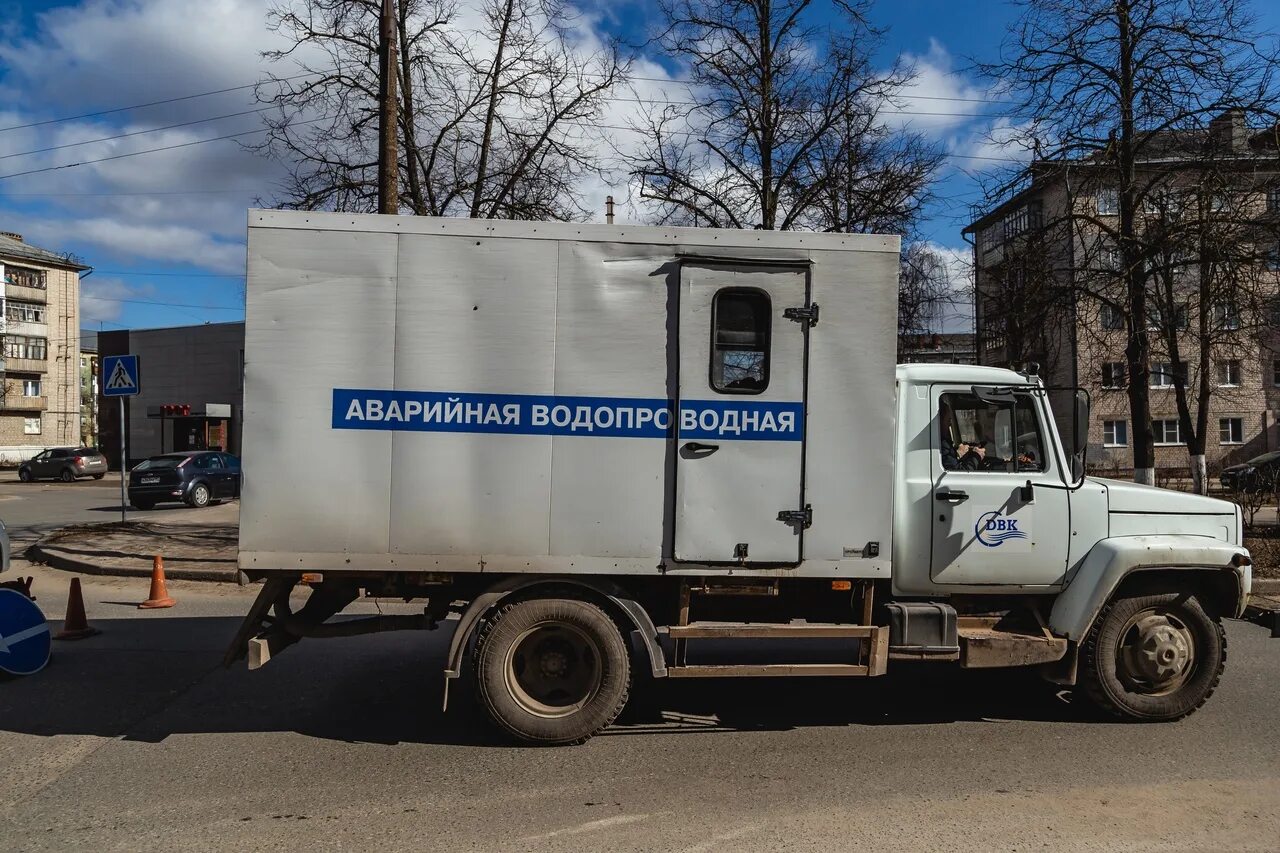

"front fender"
[1050,535,1251,642]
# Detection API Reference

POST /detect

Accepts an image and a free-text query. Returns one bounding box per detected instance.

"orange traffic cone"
[139,555,176,609]
[54,577,101,640]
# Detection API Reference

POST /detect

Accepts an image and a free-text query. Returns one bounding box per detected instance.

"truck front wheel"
[473,597,631,745]
[1081,591,1225,722]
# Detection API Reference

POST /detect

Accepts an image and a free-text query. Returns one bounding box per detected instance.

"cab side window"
[938,393,1046,473]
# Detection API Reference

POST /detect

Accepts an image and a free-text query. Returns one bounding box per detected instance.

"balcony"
[3,283,48,304]
[0,394,46,413]
[3,357,48,374]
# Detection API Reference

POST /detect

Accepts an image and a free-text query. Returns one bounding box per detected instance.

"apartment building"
[0,231,87,464]
[964,111,1280,475]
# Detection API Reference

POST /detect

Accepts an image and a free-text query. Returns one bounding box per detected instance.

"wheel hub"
[1119,612,1195,692]
[504,623,602,718]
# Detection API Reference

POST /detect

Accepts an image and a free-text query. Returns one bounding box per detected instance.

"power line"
[93,270,245,278]
[0,69,333,134]
[1,189,261,197]
[0,107,277,161]
[84,295,243,310]
[0,116,331,181]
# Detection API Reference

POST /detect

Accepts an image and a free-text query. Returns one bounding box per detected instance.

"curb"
[1253,578,1280,595]
[25,541,245,585]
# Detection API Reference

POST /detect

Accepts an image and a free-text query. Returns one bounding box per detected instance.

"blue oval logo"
[975,511,1028,548]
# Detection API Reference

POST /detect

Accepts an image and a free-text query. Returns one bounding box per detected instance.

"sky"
[1,0,1273,336]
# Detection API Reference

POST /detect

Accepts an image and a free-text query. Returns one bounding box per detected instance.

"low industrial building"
[96,322,245,467]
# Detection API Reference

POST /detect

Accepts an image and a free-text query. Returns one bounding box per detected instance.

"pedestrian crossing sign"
[102,354,141,397]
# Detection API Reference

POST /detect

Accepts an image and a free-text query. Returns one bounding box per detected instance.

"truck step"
[667,663,871,678]
[665,622,878,639]
[661,623,889,677]
[957,620,1068,669]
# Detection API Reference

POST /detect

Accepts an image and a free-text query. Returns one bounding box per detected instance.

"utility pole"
[378,0,399,214]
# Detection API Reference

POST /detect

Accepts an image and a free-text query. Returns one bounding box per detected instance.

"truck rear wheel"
[1081,591,1225,722]
[473,597,631,745]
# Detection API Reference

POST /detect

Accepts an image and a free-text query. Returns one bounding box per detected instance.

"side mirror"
[1072,390,1090,484]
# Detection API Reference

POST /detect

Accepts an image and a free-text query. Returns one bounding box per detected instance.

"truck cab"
[892,363,1251,722]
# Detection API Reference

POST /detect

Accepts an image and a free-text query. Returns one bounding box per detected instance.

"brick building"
[964,111,1280,476]
[0,231,86,464]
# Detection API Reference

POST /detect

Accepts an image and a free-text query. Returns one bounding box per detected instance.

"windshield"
[134,456,183,470]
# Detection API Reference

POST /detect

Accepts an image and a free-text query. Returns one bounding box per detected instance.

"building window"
[2,335,48,361]
[1146,302,1189,331]
[1219,417,1243,445]
[1153,418,1183,445]
[1273,358,1280,387]
[1151,362,1186,388]
[3,265,46,289]
[1268,185,1280,213]
[710,289,770,394]
[23,417,42,435]
[1097,187,1119,216]
[1217,359,1242,387]
[5,300,46,324]
[1101,361,1126,389]
[1213,302,1241,330]
[1266,242,1280,271]
[1103,419,1128,447]
[1101,303,1124,330]
[20,378,41,397]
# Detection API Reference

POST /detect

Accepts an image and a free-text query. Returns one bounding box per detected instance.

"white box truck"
[229,209,1261,744]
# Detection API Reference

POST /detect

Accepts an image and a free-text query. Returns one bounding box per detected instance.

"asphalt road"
[2,484,1279,851]
[0,472,234,549]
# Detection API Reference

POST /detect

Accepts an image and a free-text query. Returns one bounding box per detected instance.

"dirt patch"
[1245,527,1280,578]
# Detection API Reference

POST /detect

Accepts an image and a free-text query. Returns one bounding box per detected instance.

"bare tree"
[256,0,628,219]
[1141,141,1280,492]
[898,242,955,358]
[975,0,1279,485]
[629,0,941,232]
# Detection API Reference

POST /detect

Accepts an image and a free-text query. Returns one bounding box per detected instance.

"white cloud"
[889,39,994,135]
[79,276,157,325]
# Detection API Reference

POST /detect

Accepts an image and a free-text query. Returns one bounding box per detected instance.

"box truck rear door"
[674,262,809,564]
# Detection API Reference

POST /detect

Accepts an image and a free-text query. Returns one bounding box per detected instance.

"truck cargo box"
[240,211,899,577]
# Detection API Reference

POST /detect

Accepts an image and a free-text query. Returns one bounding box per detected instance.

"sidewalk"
[27,518,241,582]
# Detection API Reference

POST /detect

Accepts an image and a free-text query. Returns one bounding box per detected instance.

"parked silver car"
[17,447,109,482]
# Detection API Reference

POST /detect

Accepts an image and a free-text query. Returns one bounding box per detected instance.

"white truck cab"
[230,212,1261,744]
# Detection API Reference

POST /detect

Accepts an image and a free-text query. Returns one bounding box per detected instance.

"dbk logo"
[975,511,1029,548]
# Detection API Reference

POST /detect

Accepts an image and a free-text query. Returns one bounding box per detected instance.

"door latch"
[776,505,813,529]
[783,304,819,327]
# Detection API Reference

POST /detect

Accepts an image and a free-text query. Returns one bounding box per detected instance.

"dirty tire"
[92,474,105,480]
[18,468,32,483]
[474,597,630,745]
[1081,591,1225,722]
[188,483,211,508]
[59,468,75,482]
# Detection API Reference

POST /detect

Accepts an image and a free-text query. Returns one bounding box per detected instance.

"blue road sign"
[0,589,51,676]
[102,354,141,397]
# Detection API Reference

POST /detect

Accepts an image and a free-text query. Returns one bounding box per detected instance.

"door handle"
[935,490,969,502]
[681,442,720,456]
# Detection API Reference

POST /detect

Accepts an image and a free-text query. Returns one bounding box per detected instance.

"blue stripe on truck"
[332,389,803,441]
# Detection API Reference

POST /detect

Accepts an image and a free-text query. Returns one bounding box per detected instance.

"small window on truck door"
[938,392,1046,473]
[710,289,770,394]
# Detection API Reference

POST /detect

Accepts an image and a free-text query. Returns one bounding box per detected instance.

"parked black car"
[18,447,109,482]
[128,451,241,510]
[1219,450,1280,493]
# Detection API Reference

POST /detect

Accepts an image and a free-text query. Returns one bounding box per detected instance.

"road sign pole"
[119,396,127,524]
